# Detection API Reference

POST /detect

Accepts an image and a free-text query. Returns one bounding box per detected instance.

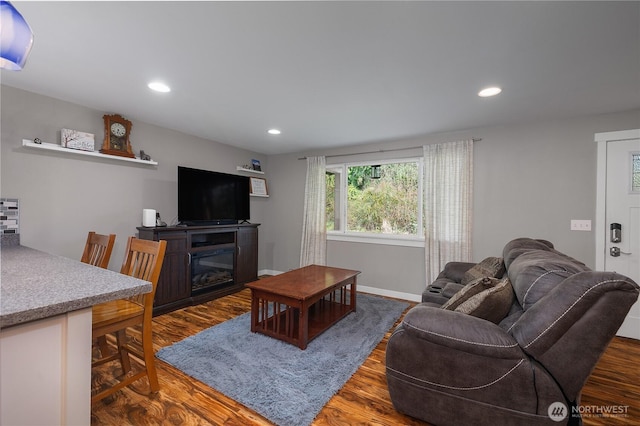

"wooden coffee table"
[246,265,360,349]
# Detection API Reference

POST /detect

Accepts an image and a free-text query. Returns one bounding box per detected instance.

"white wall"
[3,85,639,299]
[263,109,640,297]
[0,86,269,269]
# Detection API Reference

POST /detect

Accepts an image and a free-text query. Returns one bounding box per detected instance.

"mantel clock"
[100,114,135,158]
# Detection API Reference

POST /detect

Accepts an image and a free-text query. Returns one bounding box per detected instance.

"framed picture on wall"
[250,177,268,196]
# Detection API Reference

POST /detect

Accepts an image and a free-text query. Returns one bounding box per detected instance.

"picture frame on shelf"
[61,128,95,151]
[250,177,268,196]
[251,159,262,171]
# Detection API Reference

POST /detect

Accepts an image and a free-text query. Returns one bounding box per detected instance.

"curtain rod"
[297,137,482,160]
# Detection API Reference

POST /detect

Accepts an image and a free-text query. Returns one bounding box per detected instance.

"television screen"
[178,166,250,225]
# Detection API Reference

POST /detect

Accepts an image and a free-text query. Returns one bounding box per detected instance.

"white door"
[595,129,640,339]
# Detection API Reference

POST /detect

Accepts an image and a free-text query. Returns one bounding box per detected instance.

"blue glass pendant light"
[0,1,34,70]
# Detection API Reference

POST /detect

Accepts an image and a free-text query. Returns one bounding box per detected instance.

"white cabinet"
[0,309,92,425]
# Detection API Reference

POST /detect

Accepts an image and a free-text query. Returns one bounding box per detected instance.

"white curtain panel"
[423,140,474,283]
[300,156,327,267]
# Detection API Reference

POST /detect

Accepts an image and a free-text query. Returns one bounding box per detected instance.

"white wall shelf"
[22,139,158,166]
[236,166,264,175]
[250,194,270,198]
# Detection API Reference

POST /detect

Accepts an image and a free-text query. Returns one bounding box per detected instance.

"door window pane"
[632,153,640,192]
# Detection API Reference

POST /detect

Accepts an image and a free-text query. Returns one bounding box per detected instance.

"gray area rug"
[157,292,409,426]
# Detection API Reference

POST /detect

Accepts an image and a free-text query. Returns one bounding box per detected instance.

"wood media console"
[137,223,259,315]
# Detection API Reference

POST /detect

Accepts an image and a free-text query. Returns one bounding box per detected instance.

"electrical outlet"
[570,219,592,231]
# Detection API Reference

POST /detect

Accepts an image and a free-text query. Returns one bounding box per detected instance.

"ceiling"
[2,1,639,155]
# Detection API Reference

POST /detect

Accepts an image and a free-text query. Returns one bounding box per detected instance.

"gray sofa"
[386,238,639,426]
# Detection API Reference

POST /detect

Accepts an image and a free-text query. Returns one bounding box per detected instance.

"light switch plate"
[570,219,592,231]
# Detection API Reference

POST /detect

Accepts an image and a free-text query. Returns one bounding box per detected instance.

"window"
[632,153,640,193]
[326,159,423,245]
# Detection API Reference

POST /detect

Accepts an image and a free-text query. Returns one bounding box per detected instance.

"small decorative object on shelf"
[61,128,95,151]
[33,137,41,144]
[250,177,269,197]
[100,114,135,158]
[252,159,262,171]
[140,150,151,161]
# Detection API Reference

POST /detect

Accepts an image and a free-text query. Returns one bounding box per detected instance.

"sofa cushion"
[503,238,555,269]
[442,277,500,311]
[442,282,466,298]
[507,250,590,310]
[437,261,477,283]
[452,277,515,324]
[461,257,506,285]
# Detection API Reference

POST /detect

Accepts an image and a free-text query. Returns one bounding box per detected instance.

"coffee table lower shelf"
[254,299,352,348]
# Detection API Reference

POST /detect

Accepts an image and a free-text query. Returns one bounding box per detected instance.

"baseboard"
[258,269,282,277]
[257,269,420,303]
[357,285,421,302]
[617,314,640,340]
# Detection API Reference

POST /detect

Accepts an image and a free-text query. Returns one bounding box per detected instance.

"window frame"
[326,157,425,247]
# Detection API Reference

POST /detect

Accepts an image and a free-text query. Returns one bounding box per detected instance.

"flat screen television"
[178,166,250,225]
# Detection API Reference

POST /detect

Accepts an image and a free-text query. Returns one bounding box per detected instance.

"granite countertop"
[1,245,152,329]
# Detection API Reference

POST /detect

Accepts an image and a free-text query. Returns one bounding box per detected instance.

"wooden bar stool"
[91,237,166,404]
[81,231,116,269]
[81,231,117,357]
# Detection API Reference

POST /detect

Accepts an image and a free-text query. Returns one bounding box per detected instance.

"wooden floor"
[91,288,640,425]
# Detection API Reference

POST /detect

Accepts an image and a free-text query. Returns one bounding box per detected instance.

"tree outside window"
[326,159,422,238]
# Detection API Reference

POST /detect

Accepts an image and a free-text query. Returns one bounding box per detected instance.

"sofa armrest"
[438,261,476,282]
[511,271,639,355]
[508,271,638,400]
[387,305,564,423]
[401,304,524,359]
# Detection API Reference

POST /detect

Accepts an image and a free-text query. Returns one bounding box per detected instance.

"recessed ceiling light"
[478,87,502,97]
[148,81,171,93]
[267,129,281,135]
